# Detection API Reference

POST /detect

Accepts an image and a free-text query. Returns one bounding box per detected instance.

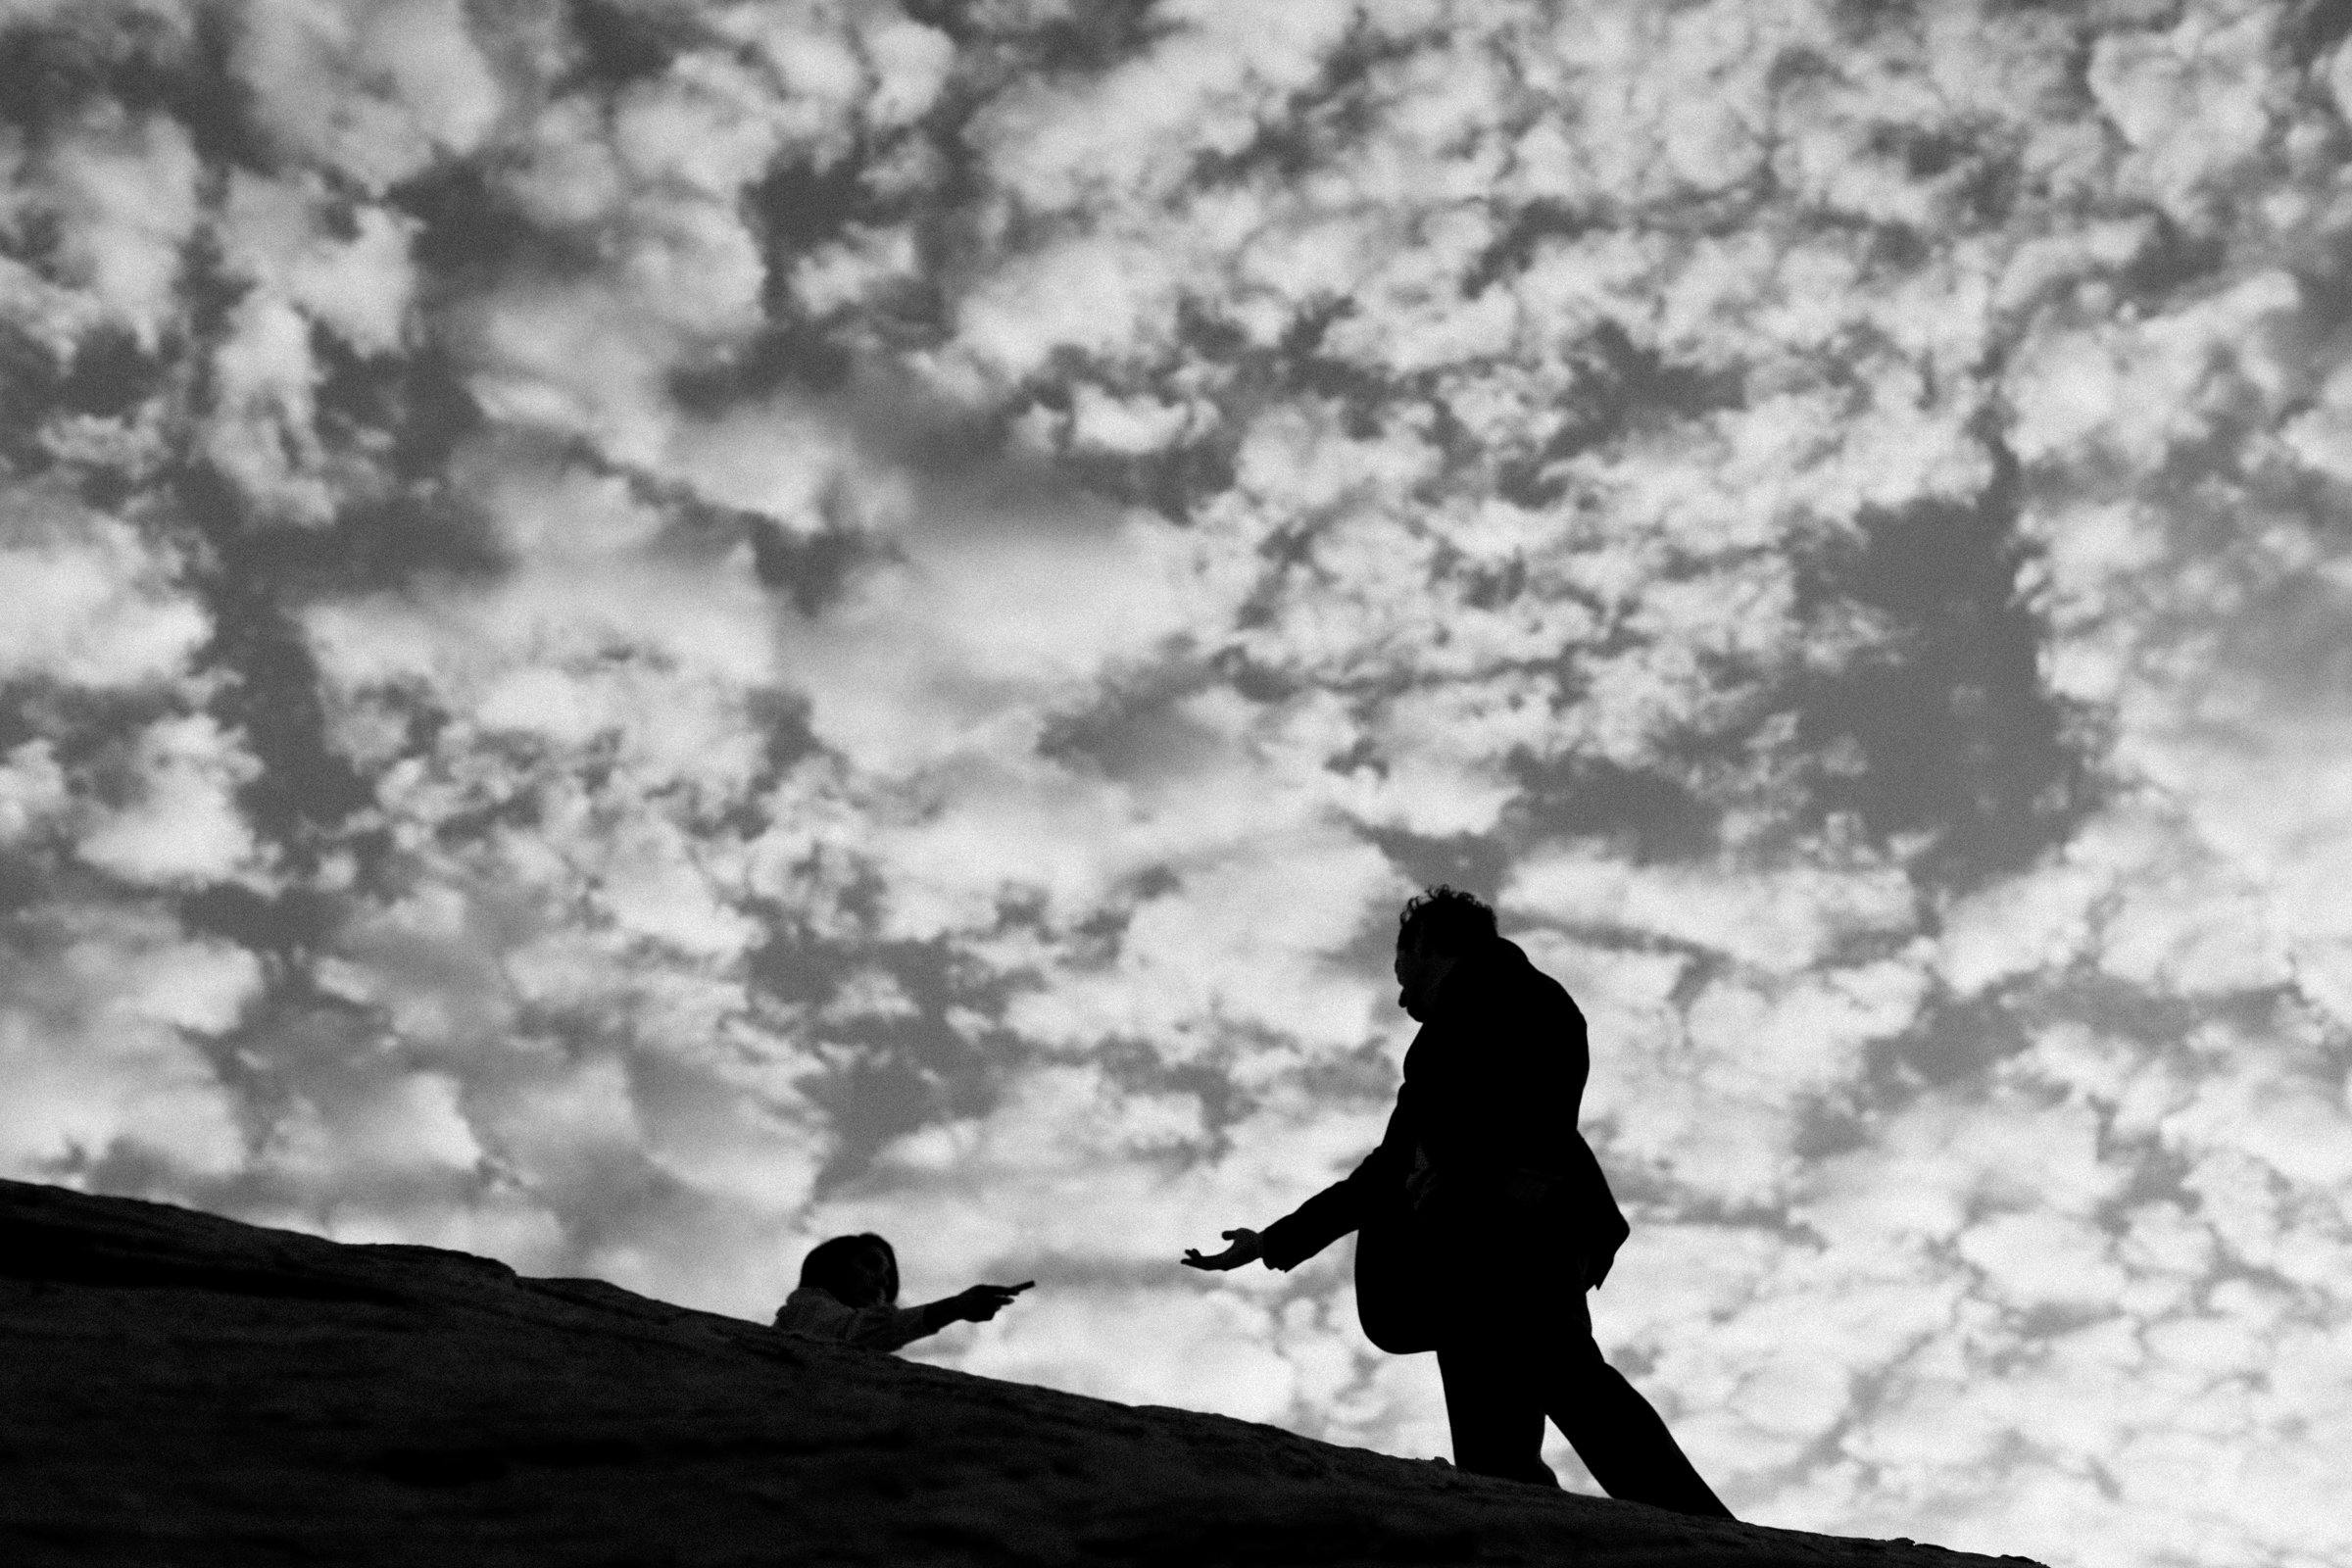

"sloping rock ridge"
[0,1180,2041,1566]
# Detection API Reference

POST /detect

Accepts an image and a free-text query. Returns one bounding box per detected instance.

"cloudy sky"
[6,0,2352,1562]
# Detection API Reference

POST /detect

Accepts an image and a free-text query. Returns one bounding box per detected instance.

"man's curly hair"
[1397,885,1498,956]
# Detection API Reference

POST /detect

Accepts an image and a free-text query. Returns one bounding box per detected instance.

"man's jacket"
[1256,936,1630,1353]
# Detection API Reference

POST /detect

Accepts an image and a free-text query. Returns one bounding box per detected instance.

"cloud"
[236,0,502,190]
[0,906,257,1180]
[34,105,203,348]
[219,172,418,357]
[75,713,264,885]
[0,504,208,685]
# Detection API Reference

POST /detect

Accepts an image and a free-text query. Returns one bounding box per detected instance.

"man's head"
[1394,885,1497,1020]
[801,1233,900,1307]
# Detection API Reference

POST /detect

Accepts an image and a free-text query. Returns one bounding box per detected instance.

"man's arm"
[1183,1103,1414,1273]
[1256,1157,1385,1269]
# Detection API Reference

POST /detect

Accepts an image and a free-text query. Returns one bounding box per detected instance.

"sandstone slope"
[0,1180,2040,1567]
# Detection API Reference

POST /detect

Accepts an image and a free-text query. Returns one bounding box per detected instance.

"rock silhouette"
[0,1179,2039,1567]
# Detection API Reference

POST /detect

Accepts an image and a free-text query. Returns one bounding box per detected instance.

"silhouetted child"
[775,1233,1031,1351]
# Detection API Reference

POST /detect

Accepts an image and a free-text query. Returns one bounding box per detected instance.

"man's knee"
[1537,1332,1615,1391]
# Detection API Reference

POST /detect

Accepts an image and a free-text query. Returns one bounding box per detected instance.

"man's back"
[1399,937,1592,1199]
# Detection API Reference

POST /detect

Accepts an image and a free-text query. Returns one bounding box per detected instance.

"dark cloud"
[564,0,700,89]
[1798,448,2101,891]
[749,929,1016,1195]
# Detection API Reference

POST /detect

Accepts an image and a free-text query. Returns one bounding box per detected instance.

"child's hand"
[953,1281,1033,1321]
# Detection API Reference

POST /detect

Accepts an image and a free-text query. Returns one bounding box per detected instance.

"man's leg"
[1541,1299,1733,1518]
[1435,1340,1556,1486]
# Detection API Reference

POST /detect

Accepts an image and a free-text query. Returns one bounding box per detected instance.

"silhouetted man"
[1184,887,1731,1517]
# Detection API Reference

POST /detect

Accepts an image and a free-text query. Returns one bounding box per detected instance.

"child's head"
[800,1233,899,1307]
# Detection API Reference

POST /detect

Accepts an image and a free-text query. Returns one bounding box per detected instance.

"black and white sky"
[4,1,2351,1563]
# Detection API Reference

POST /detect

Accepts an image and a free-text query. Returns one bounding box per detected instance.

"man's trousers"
[1434,1291,1732,1518]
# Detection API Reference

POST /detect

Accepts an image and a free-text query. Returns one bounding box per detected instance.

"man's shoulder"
[1478,939,1583,1012]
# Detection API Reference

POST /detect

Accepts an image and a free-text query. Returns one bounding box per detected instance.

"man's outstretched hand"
[1181,1228,1264,1271]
